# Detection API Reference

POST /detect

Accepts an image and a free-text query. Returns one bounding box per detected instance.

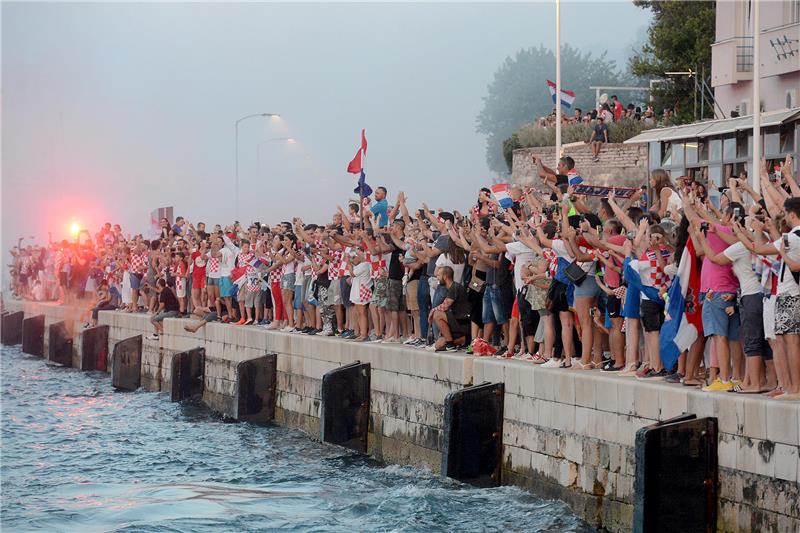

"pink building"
[711,0,800,117]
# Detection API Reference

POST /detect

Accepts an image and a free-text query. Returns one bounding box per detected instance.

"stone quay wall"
[4,300,798,532]
[511,143,649,189]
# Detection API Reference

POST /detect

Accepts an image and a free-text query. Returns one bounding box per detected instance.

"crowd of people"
[6,154,800,400]
[535,95,663,130]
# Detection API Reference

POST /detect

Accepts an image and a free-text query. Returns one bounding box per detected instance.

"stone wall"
[3,299,798,532]
[511,143,649,189]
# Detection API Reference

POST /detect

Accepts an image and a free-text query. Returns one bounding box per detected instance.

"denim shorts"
[207,277,220,287]
[293,282,305,310]
[573,274,600,299]
[701,291,740,340]
[482,284,513,325]
[281,273,296,291]
[129,273,142,290]
[152,310,178,322]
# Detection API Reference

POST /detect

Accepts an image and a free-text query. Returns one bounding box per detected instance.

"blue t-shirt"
[370,199,389,227]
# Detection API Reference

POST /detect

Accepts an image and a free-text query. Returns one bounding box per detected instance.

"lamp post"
[235,113,280,219]
[257,137,296,171]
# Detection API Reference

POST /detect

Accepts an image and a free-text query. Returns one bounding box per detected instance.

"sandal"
[528,353,548,364]
[571,361,595,370]
[559,359,573,369]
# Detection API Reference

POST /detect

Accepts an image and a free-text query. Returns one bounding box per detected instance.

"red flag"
[360,128,367,156]
[346,129,367,174]
[347,148,362,174]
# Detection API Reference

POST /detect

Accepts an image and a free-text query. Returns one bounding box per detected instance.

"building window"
[709,139,722,162]
[723,137,737,160]
[792,0,800,23]
[661,142,673,167]
[736,132,749,158]
[686,141,699,165]
[780,123,795,153]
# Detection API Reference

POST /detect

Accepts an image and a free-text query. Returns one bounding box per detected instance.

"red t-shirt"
[191,252,206,284]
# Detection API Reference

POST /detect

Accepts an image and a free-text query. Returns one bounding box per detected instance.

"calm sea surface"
[1,345,590,532]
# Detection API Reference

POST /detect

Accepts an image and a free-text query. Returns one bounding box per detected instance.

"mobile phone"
[718,186,729,193]
[700,222,710,234]
[784,235,790,248]
[733,207,741,218]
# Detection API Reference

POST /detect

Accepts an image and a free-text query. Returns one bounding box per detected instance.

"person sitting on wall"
[588,115,608,162]
[429,265,471,351]
[149,278,179,340]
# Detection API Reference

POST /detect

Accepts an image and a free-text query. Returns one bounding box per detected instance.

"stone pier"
[3,300,798,533]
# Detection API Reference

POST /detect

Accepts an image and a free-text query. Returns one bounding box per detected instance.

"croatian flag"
[248,256,264,270]
[347,129,368,174]
[659,237,703,370]
[490,183,514,209]
[567,169,583,186]
[547,80,576,109]
[230,266,248,288]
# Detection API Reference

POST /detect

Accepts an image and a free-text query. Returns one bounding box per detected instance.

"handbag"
[564,260,587,286]
[469,275,486,292]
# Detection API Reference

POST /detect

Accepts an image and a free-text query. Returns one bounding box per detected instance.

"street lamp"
[235,113,280,219]
[257,137,297,170]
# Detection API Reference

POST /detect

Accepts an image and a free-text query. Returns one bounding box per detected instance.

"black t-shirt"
[495,254,512,288]
[387,240,405,281]
[159,288,180,312]
[445,282,471,321]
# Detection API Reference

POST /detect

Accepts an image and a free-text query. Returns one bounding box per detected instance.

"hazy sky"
[2,2,651,248]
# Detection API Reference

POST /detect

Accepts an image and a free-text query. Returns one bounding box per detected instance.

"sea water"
[1,346,591,532]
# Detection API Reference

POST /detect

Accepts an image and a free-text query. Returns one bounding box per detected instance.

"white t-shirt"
[350,262,371,305]
[772,227,800,297]
[722,242,763,296]
[505,241,536,291]
[436,253,465,286]
[666,189,682,215]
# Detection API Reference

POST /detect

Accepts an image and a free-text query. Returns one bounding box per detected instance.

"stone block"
[765,402,800,446]
[686,389,715,419]
[632,382,659,420]
[532,369,554,401]
[772,443,798,483]
[537,400,554,429]
[553,372,575,405]
[715,395,745,435]
[563,436,583,464]
[658,386,688,420]
[574,376,596,409]
[552,402,576,433]
[595,377,618,413]
[743,398,768,441]
[718,433,737,469]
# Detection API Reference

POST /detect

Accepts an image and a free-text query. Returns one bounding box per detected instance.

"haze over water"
[1,346,591,532]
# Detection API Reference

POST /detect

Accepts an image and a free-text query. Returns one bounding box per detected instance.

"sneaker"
[541,358,562,368]
[512,351,526,360]
[368,337,384,343]
[236,318,247,325]
[635,363,651,379]
[280,326,294,332]
[637,368,668,380]
[307,328,319,335]
[494,346,509,359]
[664,372,684,383]
[147,333,159,340]
[383,337,401,344]
[702,378,734,392]
[466,345,474,355]
[403,337,419,345]
[244,318,254,325]
[425,344,439,352]
[321,328,334,336]
[444,342,460,352]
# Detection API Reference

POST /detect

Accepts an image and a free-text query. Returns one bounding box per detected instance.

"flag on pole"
[659,237,703,370]
[354,171,373,198]
[490,184,514,209]
[547,80,576,109]
[347,129,368,174]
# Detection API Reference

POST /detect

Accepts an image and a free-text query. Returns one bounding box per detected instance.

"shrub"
[509,119,652,150]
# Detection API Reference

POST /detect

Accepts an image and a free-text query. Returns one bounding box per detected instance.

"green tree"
[630,1,716,123]
[477,44,628,175]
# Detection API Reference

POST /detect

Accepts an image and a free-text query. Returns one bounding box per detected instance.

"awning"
[624,107,800,144]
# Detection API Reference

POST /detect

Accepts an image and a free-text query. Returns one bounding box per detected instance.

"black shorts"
[640,299,664,332]
[607,294,622,318]
[546,280,570,314]
[740,294,772,358]
[446,311,470,340]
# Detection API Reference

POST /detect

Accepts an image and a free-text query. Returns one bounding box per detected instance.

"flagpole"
[555,0,562,165]
[751,0,761,196]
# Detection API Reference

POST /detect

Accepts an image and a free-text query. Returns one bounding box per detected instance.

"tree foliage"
[477,44,628,175]
[629,0,716,123]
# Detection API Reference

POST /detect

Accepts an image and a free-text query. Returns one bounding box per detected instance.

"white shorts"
[176,282,186,299]
[763,294,777,340]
